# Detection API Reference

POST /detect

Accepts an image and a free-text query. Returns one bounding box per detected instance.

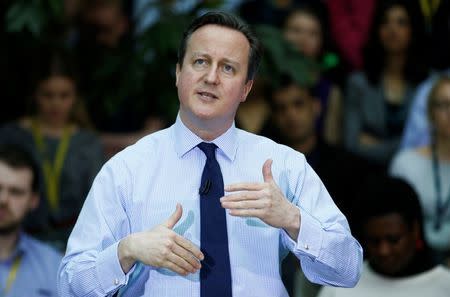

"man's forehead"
[275,84,312,99]
[0,162,33,184]
[186,25,250,56]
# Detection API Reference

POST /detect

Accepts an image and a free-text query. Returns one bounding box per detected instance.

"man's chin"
[371,261,403,277]
[0,222,20,236]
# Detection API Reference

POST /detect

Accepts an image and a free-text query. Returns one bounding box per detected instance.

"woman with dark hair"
[390,75,450,261]
[0,47,105,251]
[343,0,429,166]
[318,176,450,297]
[283,2,343,145]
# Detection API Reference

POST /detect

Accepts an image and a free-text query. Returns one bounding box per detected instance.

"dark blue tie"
[198,142,232,297]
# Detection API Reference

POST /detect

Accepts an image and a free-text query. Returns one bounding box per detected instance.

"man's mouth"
[197,91,218,99]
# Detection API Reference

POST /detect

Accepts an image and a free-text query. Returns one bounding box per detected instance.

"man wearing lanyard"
[0,145,62,296]
[58,11,363,296]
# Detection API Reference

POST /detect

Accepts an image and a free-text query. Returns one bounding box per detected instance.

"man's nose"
[377,241,392,256]
[204,65,219,85]
[0,190,8,204]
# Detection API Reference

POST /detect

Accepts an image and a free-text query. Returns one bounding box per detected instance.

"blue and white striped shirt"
[58,115,363,296]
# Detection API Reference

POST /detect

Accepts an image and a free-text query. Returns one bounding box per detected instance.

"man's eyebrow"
[191,52,240,66]
[221,58,240,68]
[192,52,210,58]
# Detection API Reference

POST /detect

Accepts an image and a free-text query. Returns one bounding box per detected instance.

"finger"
[225,182,264,192]
[229,208,263,217]
[171,244,202,270]
[167,251,199,273]
[220,191,261,202]
[174,235,204,261]
[221,200,265,210]
[164,203,183,229]
[262,159,273,183]
[164,258,191,276]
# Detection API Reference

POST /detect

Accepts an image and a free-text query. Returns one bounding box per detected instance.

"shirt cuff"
[95,241,134,294]
[281,206,324,259]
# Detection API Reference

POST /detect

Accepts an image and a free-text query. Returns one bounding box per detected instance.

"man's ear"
[241,79,254,102]
[312,97,322,119]
[175,63,181,87]
[118,14,129,37]
[29,192,39,211]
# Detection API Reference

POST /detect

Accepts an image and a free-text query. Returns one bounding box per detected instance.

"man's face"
[364,213,418,276]
[176,25,253,132]
[0,161,38,235]
[81,2,127,48]
[272,84,319,144]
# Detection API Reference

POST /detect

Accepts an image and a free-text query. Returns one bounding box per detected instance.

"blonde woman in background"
[390,75,450,263]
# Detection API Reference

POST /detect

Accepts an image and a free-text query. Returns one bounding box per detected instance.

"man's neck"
[179,112,233,141]
[291,134,317,155]
[0,230,19,261]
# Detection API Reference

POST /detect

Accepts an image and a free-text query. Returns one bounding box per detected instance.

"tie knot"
[198,142,217,160]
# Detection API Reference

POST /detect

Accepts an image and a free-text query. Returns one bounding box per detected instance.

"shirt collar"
[1,232,27,263]
[15,232,28,256]
[173,114,238,161]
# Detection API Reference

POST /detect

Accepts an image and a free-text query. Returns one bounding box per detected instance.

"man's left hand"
[221,159,300,240]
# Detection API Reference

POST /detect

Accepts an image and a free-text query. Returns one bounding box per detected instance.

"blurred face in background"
[80,0,128,48]
[429,80,450,140]
[35,76,77,127]
[379,5,411,54]
[0,161,38,235]
[284,11,323,60]
[364,213,419,276]
[272,83,320,144]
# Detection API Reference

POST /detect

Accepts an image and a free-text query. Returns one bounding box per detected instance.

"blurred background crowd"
[1,0,450,296]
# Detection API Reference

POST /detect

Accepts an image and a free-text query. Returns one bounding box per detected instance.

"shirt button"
[114,278,120,285]
[304,244,309,250]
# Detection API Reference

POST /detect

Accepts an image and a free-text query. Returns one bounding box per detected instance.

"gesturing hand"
[220,159,300,240]
[118,204,204,276]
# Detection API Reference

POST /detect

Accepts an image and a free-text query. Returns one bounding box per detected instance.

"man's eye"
[386,235,401,244]
[194,59,206,66]
[223,64,234,73]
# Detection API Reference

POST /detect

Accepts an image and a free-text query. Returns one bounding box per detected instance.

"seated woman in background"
[318,176,450,297]
[283,2,343,145]
[0,47,105,251]
[390,76,450,263]
[344,0,429,166]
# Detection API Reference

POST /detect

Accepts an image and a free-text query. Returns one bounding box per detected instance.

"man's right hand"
[118,203,204,276]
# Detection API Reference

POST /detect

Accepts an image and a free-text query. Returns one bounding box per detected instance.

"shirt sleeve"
[280,152,363,288]
[57,156,136,296]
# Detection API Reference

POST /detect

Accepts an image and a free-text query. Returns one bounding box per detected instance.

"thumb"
[164,203,183,229]
[262,159,274,183]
